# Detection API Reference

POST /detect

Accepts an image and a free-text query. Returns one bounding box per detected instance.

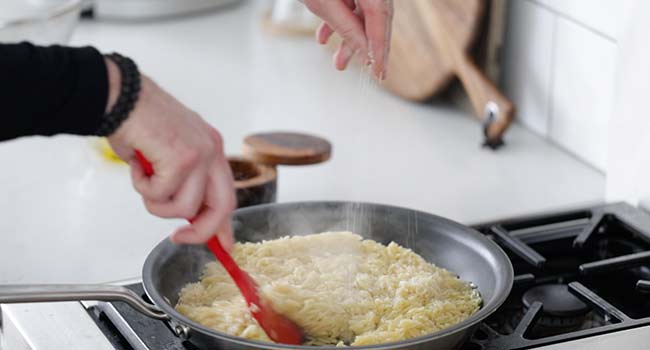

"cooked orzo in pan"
[176,232,481,346]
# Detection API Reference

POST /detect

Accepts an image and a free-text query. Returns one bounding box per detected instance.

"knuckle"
[302,0,322,14]
[360,0,391,16]
[175,195,203,219]
[210,130,224,151]
[149,181,174,200]
[143,201,160,216]
[178,147,201,171]
[131,172,148,193]
[339,26,357,40]
[132,180,146,195]
[380,7,391,18]
[177,204,196,220]
[187,199,204,217]
[135,181,166,201]
[203,140,217,158]
[365,3,389,17]
[193,225,211,240]
[152,190,172,202]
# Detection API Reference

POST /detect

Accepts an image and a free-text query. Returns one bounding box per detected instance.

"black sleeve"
[0,42,108,141]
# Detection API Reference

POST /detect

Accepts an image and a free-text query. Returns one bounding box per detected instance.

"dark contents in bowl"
[229,159,260,181]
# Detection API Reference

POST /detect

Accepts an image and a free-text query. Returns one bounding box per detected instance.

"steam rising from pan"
[233,201,421,250]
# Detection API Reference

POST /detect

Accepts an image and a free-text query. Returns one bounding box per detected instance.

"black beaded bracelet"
[97,53,141,136]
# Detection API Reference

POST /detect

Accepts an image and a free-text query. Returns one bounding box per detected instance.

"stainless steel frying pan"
[0,201,513,349]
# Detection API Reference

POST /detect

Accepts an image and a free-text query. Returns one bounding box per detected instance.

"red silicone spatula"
[135,150,303,345]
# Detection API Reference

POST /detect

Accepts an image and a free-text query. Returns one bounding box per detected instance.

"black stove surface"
[86,202,650,350]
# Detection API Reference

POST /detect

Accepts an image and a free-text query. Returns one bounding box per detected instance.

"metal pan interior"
[142,201,513,349]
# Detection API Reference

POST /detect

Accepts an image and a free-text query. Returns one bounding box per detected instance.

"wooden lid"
[242,132,332,166]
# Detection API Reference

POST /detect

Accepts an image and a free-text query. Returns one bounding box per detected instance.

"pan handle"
[0,284,170,321]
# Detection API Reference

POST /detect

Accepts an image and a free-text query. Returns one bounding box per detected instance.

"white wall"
[503,0,623,171]
[502,0,650,208]
[605,0,650,209]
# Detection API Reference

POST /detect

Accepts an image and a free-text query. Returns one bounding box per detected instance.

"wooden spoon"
[135,150,304,345]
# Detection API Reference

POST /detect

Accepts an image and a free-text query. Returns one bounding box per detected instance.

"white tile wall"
[548,18,617,170]
[606,0,650,205]
[503,0,621,171]
[503,0,556,136]
[534,0,624,40]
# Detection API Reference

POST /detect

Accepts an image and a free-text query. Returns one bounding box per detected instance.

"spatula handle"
[135,150,154,176]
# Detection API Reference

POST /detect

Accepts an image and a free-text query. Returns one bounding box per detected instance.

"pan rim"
[143,200,514,349]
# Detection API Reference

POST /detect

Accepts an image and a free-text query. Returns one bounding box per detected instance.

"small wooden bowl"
[230,131,332,208]
[228,157,277,208]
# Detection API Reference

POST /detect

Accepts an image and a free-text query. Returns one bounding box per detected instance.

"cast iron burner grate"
[86,202,650,350]
[465,202,650,349]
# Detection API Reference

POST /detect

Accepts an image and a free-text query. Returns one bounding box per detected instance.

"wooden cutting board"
[383,0,485,101]
[383,0,514,146]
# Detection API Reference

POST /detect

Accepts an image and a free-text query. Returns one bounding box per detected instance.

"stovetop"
[468,202,650,349]
[88,284,193,350]
[7,202,650,350]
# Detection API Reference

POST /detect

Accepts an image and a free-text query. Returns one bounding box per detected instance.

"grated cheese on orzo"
[175,232,481,346]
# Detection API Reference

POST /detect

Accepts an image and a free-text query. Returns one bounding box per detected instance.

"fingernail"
[335,45,356,70]
[332,51,340,69]
[367,54,376,68]
[378,67,388,80]
[367,40,376,62]
[343,46,355,62]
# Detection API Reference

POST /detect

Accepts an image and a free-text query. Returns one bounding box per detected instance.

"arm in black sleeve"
[0,42,108,141]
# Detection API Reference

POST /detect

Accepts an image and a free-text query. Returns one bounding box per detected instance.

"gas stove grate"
[465,202,650,349]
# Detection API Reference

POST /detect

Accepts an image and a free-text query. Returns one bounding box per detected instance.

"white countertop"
[0,1,604,284]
